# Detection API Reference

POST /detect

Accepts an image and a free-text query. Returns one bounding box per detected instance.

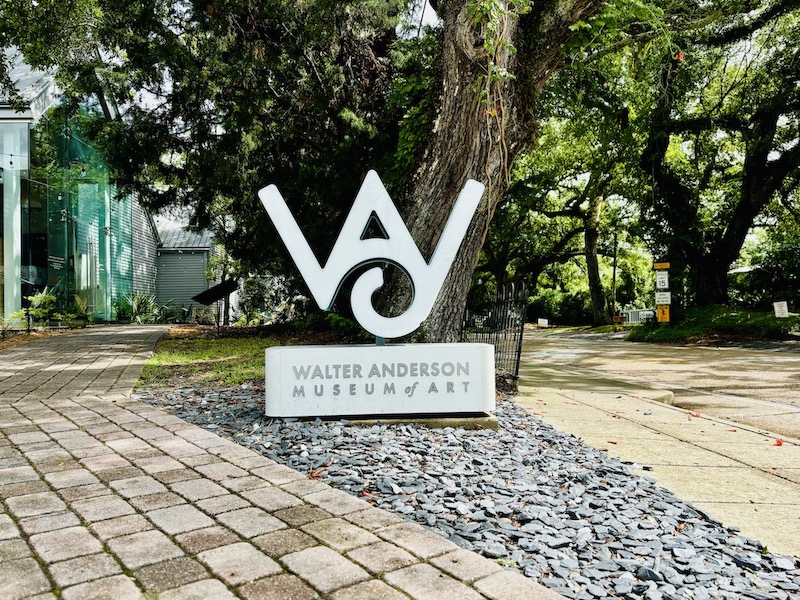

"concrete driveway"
[516,329,800,557]
[522,330,800,440]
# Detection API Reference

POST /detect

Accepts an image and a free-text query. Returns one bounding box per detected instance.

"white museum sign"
[259,170,495,418]
[265,343,495,418]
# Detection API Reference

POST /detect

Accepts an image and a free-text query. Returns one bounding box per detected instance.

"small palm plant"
[128,292,157,323]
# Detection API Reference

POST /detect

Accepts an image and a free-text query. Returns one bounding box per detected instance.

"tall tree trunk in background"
[585,194,610,325]
[642,55,800,308]
[640,57,705,307]
[398,0,603,342]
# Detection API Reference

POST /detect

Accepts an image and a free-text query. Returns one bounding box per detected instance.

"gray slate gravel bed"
[134,384,800,599]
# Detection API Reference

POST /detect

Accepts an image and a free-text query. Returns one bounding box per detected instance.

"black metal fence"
[461,282,528,384]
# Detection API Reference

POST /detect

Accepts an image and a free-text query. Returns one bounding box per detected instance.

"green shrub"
[628,305,800,343]
[193,305,217,325]
[113,295,132,320]
[325,313,372,342]
[26,289,58,322]
[152,300,181,324]
[72,295,89,318]
[0,316,21,337]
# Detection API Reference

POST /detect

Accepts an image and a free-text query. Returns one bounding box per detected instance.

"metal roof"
[158,227,214,250]
[1,49,58,120]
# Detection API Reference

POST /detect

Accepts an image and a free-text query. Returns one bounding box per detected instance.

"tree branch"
[667,114,749,135]
[764,139,800,191]
[702,0,800,47]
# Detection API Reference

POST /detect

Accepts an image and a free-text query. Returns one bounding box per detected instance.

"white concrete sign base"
[265,343,495,418]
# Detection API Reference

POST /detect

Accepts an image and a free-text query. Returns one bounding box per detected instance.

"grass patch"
[589,324,625,334]
[627,305,800,344]
[137,317,359,389]
[139,335,277,388]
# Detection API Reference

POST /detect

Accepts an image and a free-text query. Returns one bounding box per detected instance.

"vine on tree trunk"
[466,0,531,189]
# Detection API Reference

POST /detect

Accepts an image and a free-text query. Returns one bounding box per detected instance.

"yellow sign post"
[654,261,671,323]
[657,305,670,323]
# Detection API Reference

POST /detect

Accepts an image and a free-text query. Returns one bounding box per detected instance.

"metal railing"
[461,282,527,384]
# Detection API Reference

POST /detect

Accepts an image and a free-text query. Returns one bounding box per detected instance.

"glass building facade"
[0,122,145,320]
[1,117,148,323]
[2,53,159,324]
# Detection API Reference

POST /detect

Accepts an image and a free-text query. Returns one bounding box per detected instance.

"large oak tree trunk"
[397,0,603,342]
[641,56,797,309]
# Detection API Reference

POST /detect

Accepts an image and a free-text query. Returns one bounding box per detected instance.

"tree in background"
[2,0,412,299]
[2,0,605,340]
[477,112,653,325]
[636,1,800,308]
[480,0,800,321]
[5,0,797,334]
[379,0,604,339]
[476,1,657,325]
[731,196,800,309]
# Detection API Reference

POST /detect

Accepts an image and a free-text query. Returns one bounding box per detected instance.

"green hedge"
[627,305,800,343]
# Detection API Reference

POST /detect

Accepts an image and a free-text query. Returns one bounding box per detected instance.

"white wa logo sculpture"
[259,171,495,419]
[259,170,484,339]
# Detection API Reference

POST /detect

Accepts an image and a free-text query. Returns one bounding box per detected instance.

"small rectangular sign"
[657,305,670,323]
[265,343,495,418]
[774,301,790,318]
[655,271,669,290]
[653,262,670,270]
[48,255,66,271]
[655,291,672,305]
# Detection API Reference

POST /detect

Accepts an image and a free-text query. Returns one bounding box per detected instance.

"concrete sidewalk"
[0,326,559,600]
[516,360,800,559]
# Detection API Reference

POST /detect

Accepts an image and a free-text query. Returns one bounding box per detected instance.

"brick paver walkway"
[0,326,561,599]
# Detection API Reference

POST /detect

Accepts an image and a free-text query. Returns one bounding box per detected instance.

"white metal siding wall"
[131,200,158,295]
[156,250,208,310]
